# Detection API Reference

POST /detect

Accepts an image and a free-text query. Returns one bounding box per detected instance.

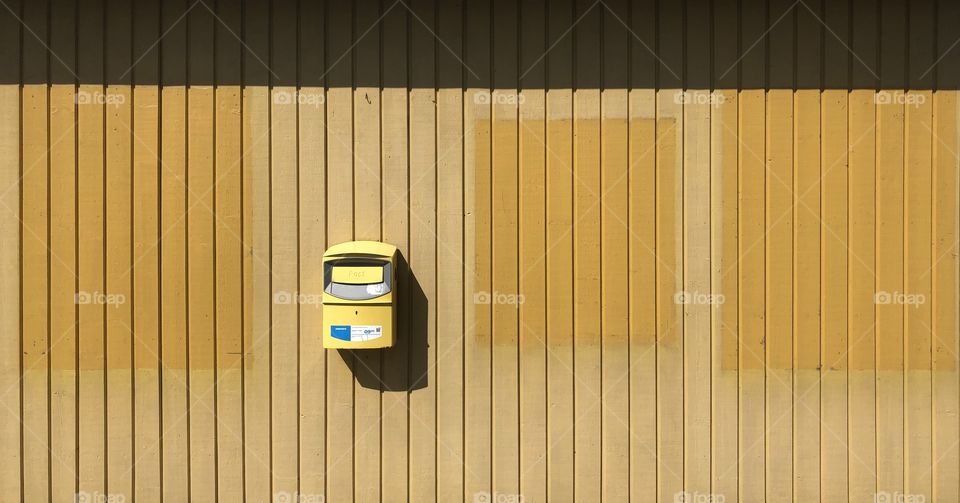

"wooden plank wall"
[1,0,960,502]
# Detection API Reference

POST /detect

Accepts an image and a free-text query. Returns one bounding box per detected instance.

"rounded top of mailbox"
[323,240,397,260]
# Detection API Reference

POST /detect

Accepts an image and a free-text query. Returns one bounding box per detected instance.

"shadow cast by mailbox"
[336,253,428,392]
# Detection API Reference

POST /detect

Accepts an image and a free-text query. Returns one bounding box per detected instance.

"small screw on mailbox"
[322,241,398,349]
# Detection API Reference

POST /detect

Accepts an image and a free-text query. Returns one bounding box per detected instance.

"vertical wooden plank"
[298,0,326,497]
[213,0,244,498]
[573,1,601,499]
[0,103,19,494]
[242,93,273,498]
[130,0,160,499]
[159,87,189,503]
[738,89,765,503]
[600,91,630,501]
[241,0,272,498]
[904,90,933,500]
[104,86,133,503]
[875,88,905,497]
[574,92,602,502]
[765,89,793,502]
[463,85,492,503]
[50,85,78,503]
[270,0,299,497]
[21,73,50,503]
[820,88,850,503]
[848,89,877,503]
[132,81,161,503]
[186,89,216,500]
[296,93,328,503]
[132,82,161,503]
[628,89,658,500]
[269,82,299,499]
[380,1,408,500]
[0,0,20,497]
[243,80,272,501]
[682,90,711,499]
[435,0,464,498]
[544,92,574,499]
[186,2,216,496]
[491,0,519,497]
[409,0,436,501]
[656,88,684,503]
[434,79,464,501]
[710,88,739,501]
[324,0,355,498]
[159,0,189,498]
[793,89,821,503]
[464,0,491,498]
[545,0,573,500]
[600,0,629,500]
[931,90,959,503]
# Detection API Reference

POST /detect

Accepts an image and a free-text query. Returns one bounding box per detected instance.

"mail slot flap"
[331,266,383,285]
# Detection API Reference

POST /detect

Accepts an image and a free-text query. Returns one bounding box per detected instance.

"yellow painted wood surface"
[1,87,958,503]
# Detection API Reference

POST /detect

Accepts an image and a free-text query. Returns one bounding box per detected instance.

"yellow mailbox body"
[321,241,398,349]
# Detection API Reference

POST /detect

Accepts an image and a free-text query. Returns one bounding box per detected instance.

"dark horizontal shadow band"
[2,0,960,89]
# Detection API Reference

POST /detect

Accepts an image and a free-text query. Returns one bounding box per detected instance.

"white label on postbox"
[350,325,382,342]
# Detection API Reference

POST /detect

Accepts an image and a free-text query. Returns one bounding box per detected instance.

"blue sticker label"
[331,325,351,341]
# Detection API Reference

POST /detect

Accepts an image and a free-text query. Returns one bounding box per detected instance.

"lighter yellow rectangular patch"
[332,266,383,284]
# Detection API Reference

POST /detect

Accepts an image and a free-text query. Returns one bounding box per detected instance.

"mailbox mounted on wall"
[322,241,398,349]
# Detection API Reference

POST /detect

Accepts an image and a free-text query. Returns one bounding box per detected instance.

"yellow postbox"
[322,241,398,349]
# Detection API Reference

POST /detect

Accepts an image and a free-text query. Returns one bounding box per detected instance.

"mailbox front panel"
[321,242,398,349]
